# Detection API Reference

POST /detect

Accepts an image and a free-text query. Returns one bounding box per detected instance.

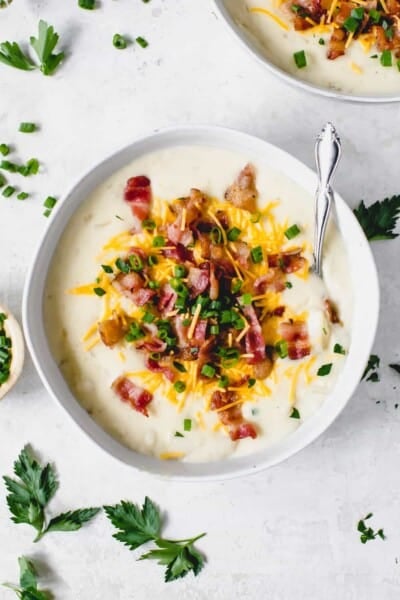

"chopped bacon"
[327,28,347,60]
[333,2,352,26]
[294,15,313,29]
[225,163,258,213]
[158,283,177,314]
[253,270,286,294]
[242,304,266,364]
[209,262,219,300]
[325,299,340,324]
[268,249,306,274]
[136,338,167,353]
[145,357,175,382]
[112,376,153,416]
[215,210,229,229]
[124,175,152,222]
[167,220,194,247]
[278,320,311,360]
[113,272,154,306]
[98,314,127,347]
[162,243,194,263]
[295,0,322,18]
[387,0,400,13]
[210,391,257,441]
[193,319,207,343]
[233,241,251,268]
[188,266,209,298]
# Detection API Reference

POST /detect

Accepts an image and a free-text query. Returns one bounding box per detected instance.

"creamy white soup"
[224,0,400,96]
[45,145,352,463]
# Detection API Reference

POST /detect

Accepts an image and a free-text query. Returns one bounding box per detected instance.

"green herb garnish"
[0,42,36,71]
[174,381,186,393]
[201,364,216,378]
[2,185,15,197]
[173,361,187,373]
[101,264,113,274]
[104,497,206,582]
[317,363,332,376]
[17,192,29,200]
[113,34,128,50]
[380,49,392,67]
[290,407,300,419]
[357,513,385,544]
[2,556,51,599]
[79,0,96,8]
[354,196,400,240]
[284,224,300,240]
[293,50,307,68]
[152,235,165,247]
[333,343,346,355]
[227,227,241,241]
[19,122,36,133]
[389,363,400,375]
[362,354,380,381]
[275,340,288,359]
[0,144,10,156]
[136,36,149,48]
[30,20,64,76]
[93,287,106,297]
[3,446,100,542]
[250,245,263,264]
[184,418,192,431]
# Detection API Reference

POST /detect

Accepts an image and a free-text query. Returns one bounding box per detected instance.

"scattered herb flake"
[357,513,385,544]
[362,354,380,381]
[317,363,332,376]
[290,407,301,419]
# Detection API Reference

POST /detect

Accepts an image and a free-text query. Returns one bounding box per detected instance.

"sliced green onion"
[333,343,346,355]
[369,8,381,22]
[251,246,263,264]
[201,364,216,378]
[317,363,332,376]
[152,235,165,247]
[318,38,325,45]
[0,175,6,187]
[142,311,155,324]
[248,378,256,388]
[101,264,113,274]
[148,255,158,266]
[290,407,301,419]
[43,196,57,209]
[210,324,220,335]
[285,281,293,289]
[231,278,243,294]
[351,7,364,19]
[136,36,149,48]
[142,218,156,231]
[17,192,29,200]
[227,227,241,241]
[19,122,36,133]
[218,347,240,368]
[182,318,191,326]
[19,158,39,176]
[284,224,300,240]
[241,293,252,306]
[174,265,186,278]
[2,185,15,197]
[113,34,128,49]
[0,160,18,172]
[275,340,288,359]
[183,418,192,431]
[115,258,130,273]
[210,226,222,244]
[173,361,187,373]
[148,281,160,290]
[343,16,359,32]
[0,144,10,156]
[129,253,143,272]
[218,375,229,389]
[78,0,95,8]
[174,381,186,393]
[125,321,145,342]
[43,209,51,218]
[380,50,392,67]
[293,50,307,69]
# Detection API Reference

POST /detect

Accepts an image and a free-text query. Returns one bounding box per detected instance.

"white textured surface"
[1,1,400,598]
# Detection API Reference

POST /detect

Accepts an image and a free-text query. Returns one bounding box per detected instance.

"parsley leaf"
[361,354,380,382]
[30,21,64,76]
[0,42,36,71]
[104,497,206,581]
[2,556,51,599]
[357,513,385,544]
[3,446,100,541]
[354,196,400,241]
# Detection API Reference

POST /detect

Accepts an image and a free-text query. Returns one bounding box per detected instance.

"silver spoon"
[313,122,342,278]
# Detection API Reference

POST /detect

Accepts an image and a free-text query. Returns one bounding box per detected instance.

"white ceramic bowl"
[23,126,379,480]
[213,0,400,104]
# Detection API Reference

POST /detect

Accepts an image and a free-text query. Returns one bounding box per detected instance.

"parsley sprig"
[104,497,206,582]
[0,42,35,71]
[3,556,51,599]
[3,446,100,542]
[357,513,385,544]
[354,196,400,240]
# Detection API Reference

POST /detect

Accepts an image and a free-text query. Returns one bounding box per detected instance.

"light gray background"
[1,1,400,598]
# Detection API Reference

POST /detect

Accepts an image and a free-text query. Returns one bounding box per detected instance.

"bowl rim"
[213,0,400,104]
[22,124,380,481]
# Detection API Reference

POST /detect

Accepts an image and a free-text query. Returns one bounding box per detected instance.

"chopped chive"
[251,245,263,264]
[351,7,364,19]
[78,0,96,8]
[43,196,57,209]
[173,361,187,373]
[284,224,300,240]
[317,363,332,376]
[125,321,145,342]
[0,174,6,187]
[285,281,293,289]
[115,258,130,273]
[43,209,51,217]
[174,431,184,438]
[94,287,106,297]
[380,50,392,66]
[275,340,288,359]
[231,279,243,294]
[293,50,307,69]
[218,347,240,368]
[17,192,29,200]
[0,160,19,172]
[201,364,216,378]
[0,144,10,156]
[113,34,128,50]
[369,8,381,22]
[343,16,359,32]
[248,378,256,388]
[318,38,325,45]
[136,36,149,48]
[290,407,301,419]
[19,158,39,176]
[210,324,220,335]
[129,253,144,272]
[174,265,186,278]
[183,418,192,431]
[101,264,113,274]
[218,375,229,389]
[210,226,223,244]
[148,255,158,266]
[227,227,241,241]
[2,185,15,197]
[19,122,37,133]
[333,343,346,355]
[241,293,253,306]
[148,281,159,289]
[174,381,186,393]
[152,235,165,247]
[142,218,156,231]
[182,318,191,326]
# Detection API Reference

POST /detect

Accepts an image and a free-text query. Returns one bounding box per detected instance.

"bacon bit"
[233,241,251,269]
[253,270,286,293]
[158,283,177,314]
[278,320,311,360]
[98,313,127,347]
[136,338,167,353]
[327,27,347,59]
[268,249,306,274]
[145,357,175,382]
[188,266,209,298]
[124,175,151,222]
[210,390,257,441]
[187,303,202,340]
[225,163,258,213]
[209,262,219,300]
[254,357,273,380]
[113,272,155,306]
[193,319,207,343]
[325,298,341,324]
[242,304,266,364]
[112,376,153,416]
[162,243,194,263]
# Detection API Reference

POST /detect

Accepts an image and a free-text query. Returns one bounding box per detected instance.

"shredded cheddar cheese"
[249,6,290,31]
